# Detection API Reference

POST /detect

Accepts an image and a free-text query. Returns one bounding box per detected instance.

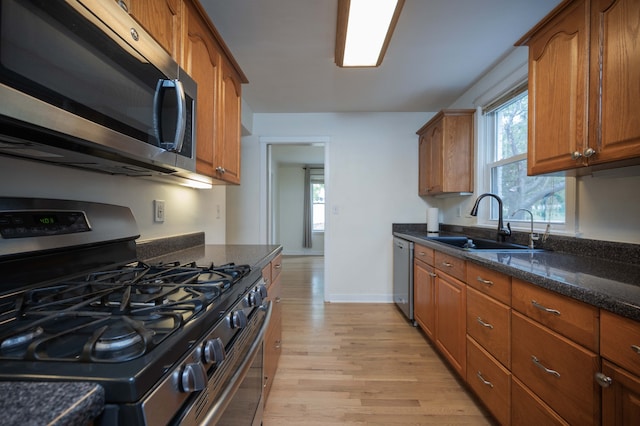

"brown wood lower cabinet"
[511,376,569,426]
[467,336,510,425]
[263,274,282,401]
[435,269,466,379]
[414,257,435,340]
[511,311,600,425]
[601,360,640,425]
[262,253,283,403]
[600,310,640,425]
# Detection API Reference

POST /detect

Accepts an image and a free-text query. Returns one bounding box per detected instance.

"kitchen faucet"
[511,208,539,249]
[470,193,511,242]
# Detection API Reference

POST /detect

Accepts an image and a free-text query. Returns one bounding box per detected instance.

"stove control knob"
[245,289,263,307]
[179,362,207,393]
[202,337,225,365]
[257,284,268,299]
[228,310,248,329]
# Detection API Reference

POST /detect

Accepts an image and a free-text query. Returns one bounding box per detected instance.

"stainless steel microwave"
[0,0,202,183]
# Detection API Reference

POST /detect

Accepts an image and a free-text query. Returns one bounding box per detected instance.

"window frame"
[474,75,576,236]
[310,174,325,233]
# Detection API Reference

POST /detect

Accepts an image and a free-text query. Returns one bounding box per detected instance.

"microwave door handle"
[153,79,187,153]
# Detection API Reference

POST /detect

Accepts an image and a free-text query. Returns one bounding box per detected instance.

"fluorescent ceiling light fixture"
[335,0,404,67]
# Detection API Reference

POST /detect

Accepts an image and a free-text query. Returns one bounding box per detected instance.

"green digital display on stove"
[0,210,90,238]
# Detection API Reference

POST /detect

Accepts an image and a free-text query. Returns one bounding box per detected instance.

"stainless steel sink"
[426,236,542,251]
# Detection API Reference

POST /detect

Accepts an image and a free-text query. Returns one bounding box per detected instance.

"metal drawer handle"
[631,345,640,355]
[476,276,493,286]
[476,371,494,388]
[275,297,282,303]
[476,317,494,329]
[419,251,426,256]
[428,272,437,278]
[531,300,561,316]
[532,355,560,378]
[274,264,282,269]
[442,261,453,267]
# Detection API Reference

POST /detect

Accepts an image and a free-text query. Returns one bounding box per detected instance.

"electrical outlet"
[154,200,165,223]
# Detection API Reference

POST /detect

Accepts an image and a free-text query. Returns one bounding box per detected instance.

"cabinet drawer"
[511,376,569,426]
[467,287,510,368]
[467,336,511,426]
[512,278,599,351]
[414,243,434,266]
[271,252,283,284]
[434,251,465,281]
[511,312,600,425]
[466,263,511,305]
[601,310,640,377]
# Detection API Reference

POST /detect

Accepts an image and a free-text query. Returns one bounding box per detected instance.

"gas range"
[0,197,271,425]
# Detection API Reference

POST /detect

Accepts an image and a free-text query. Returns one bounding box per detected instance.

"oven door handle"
[200,300,273,425]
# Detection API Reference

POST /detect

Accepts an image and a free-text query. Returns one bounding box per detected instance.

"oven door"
[0,0,196,174]
[177,301,272,426]
[217,341,264,426]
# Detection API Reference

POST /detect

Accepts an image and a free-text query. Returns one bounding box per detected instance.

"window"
[484,90,566,227]
[311,177,325,232]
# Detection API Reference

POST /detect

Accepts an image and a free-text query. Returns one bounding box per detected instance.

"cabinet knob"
[571,151,583,160]
[216,166,226,174]
[583,147,596,158]
[117,0,129,12]
[595,372,613,388]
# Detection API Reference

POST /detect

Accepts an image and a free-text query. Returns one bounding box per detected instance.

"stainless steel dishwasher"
[393,236,415,324]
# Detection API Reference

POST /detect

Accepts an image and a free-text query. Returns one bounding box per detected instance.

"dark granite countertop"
[394,229,640,321]
[0,382,104,426]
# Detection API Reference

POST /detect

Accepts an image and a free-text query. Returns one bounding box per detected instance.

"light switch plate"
[154,200,165,222]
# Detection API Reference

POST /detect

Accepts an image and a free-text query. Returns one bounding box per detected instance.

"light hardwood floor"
[262,255,494,426]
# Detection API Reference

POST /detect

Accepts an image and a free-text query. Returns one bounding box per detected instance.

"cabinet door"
[214,59,242,184]
[124,0,182,61]
[589,0,640,165]
[435,270,466,379]
[418,121,443,195]
[440,114,473,193]
[418,135,430,195]
[183,2,221,177]
[414,258,436,340]
[527,0,590,175]
[601,360,640,426]
[264,274,282,402]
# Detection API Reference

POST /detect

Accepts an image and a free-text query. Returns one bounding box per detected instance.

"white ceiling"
[199,0,562,114]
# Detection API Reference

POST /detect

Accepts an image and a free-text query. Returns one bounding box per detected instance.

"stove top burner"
[0,261,251,363]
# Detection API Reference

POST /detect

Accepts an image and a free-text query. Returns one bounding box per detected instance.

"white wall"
[226,113,434,302]
[0,156,227,244]
[227,47,639,304]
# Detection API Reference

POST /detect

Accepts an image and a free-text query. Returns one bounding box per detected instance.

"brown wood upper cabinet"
[119,0,183,61]
[122,0,247,184]
[183,1,246,184]
[517,0,640,175]
[416,110,474,196]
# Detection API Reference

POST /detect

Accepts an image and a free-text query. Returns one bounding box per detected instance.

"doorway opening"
[266,141,326,256]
